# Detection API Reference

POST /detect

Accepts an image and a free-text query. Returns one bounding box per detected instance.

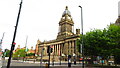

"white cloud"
[0,0,119,50]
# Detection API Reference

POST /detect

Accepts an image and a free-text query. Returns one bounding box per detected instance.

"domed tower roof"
[60,6,73,23]
[62,6,71,17]
[57,6,74,40]
[37,39,41,44]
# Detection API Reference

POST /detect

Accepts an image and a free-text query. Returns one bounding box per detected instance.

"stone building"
[115,15,120,25]
[14,45,35,54]
[27,46,35,54]
[35,6,80,61]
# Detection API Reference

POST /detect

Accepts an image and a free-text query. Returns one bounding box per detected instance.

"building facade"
[35,6,80,61]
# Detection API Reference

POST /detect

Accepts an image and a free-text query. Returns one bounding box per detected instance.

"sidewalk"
[13,60,81,64]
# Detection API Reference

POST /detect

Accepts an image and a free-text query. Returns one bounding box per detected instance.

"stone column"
[64,42,68,55]
[38,46,41,55]
[57,44,59,56]
[55,44,57,56]
[59,43,62,64]
[57,44,58,56]
[60,44,62,54]
[74,40,77,55]
[70,41,72,55]
[72,40,75,55]
[60,43,62,56]
[68,41,70,55]
[44,46,47,56]
[55,45,56,56]
[58,44,60,56]
[73,40,77,64]
[69,41,71,55]
[61,43,64,54]
[53,45,55,55]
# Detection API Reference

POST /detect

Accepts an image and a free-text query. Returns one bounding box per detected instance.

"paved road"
[1,60,99,68]
[2,66,98,68]
[0,60,2,68]
[0,56,2,68]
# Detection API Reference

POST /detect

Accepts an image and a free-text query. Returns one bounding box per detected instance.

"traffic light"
[47,46,50,53]
[50,45,53,53]
[50,48,53,53]
[47,46,53,53]
[13,42,16,45]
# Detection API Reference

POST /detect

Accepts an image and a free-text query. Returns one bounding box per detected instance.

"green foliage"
[77,24,120,64]
[112,48,120,64]
[26,53,35,56]
[4,49,10,57]
[13,49,26,58]
[76,38,81,53]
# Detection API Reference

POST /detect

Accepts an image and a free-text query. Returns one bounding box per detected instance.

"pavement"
[2,66,98,68]
[1,60,99,68]
[0,56,2,68]
[1,59,120,68]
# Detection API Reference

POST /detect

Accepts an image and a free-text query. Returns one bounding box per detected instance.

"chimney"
[76,29,80,35]
[18,45,20,49]
[31,46,33,50]
[118,1,120,17]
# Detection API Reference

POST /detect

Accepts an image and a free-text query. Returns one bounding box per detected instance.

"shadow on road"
[2,66,45,68]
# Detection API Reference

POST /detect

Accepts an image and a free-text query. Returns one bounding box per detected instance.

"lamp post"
[40,48,44,68]
[7,0,23,68]
[78,5,84,68]
[0,33,5,68]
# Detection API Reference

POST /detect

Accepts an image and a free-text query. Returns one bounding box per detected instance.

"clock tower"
[57,6,74,39]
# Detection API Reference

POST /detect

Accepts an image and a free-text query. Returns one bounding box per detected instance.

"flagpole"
[25,36,28,50]
[0,32,5,49]
[23,36,28,62]
[0,32,5,68]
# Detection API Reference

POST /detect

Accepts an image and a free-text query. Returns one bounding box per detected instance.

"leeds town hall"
[35,6,81,61]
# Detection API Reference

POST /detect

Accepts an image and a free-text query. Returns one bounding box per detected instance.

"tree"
[13,49,26,59]
[3,49,10,57]
[77,28,112,63]
[77,24,120,64]
[26,53,35,56]
[107,24,120,64]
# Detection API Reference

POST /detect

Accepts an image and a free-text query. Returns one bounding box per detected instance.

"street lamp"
[7,0,23,68]
[78,5,84,68]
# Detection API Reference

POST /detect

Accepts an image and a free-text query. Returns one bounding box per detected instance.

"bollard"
[45,63,48,68]
[68,55,71,67]
[74,61,76,65]
[74,56,76,65]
